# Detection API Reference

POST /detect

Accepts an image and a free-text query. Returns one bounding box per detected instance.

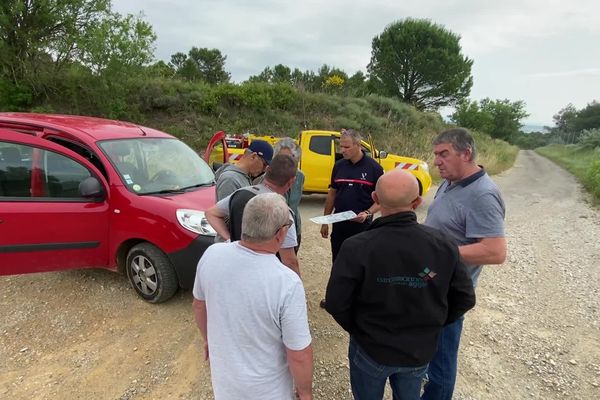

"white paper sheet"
[309,211,357,224]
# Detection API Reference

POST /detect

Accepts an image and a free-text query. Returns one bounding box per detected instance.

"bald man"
[325,169,476,400]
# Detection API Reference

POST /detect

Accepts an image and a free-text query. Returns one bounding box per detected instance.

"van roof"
[0,113,172,141]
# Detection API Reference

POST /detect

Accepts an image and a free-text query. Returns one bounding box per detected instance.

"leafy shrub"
[584,160,600,201]
[578,128,600,149]
[0,79,33,110]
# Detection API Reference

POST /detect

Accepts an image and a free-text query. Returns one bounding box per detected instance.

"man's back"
[193,242,311,399]
[325,212,475,366]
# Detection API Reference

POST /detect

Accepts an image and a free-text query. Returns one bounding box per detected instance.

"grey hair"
[341,128,362,144]
[433,128,477,161]
[241,193,290,243]
[273,137,301,161]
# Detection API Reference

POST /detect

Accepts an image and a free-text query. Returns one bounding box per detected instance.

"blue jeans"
[349,338,428,400]
[421,317,464,400]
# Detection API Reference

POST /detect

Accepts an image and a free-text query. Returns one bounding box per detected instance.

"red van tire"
[126,243,178,303]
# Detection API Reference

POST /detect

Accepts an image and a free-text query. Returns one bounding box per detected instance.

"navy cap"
[248,140,274,165]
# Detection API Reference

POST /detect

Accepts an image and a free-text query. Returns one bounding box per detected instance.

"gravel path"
[1,150,599,399]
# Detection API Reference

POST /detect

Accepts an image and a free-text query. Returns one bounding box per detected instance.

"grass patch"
[536,144,600,204]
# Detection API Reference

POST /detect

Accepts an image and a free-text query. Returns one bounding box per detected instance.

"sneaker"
[319,299,326,309]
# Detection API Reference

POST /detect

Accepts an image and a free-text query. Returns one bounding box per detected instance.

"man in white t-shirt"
[193,193,313,400]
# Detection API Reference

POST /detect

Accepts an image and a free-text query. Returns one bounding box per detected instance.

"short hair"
[433,128,477,161]
[273,137,301,162]
[264,154,297,186]
[241,193,290,243]
[341,128,362,144]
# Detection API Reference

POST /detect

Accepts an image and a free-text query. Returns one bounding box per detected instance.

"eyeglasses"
[274,221,293,235]
[254,152,268,169]
[259,156,268,169]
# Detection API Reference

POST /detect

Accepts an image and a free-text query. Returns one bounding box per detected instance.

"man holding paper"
[319,129,383,308]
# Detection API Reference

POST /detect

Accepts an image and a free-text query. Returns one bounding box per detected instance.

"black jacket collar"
[368,211,418,230]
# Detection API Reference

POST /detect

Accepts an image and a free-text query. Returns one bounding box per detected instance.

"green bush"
[0,79,33,110]
[578,128,600,149]
[585,160,600,201]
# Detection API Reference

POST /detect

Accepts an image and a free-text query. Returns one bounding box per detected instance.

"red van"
[0,113,217,303]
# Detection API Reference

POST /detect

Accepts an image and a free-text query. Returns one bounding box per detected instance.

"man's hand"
[351,211,370,223]
[320,224,329,238]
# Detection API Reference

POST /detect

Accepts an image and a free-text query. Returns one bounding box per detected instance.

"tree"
[553,104,578,132]
[169,52,188,71]
[0,1,154,82]
[345,71,367,97]
[0,0,155,109]
[551,101,600,144]
[573,101,600,132]
[368,18,473,110]
[451,100,494,133]
[480,99,528,140]
[451,98,529,141]
[147,60,174,78]
[248,64,293,84]
[170,47,230,84]
[78,12,156,75]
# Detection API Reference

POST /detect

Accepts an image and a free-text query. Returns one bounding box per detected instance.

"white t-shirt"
[193,242,312,400]
[215,184,298,248]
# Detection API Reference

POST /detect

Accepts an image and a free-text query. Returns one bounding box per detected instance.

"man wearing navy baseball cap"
[248,139,274,166]
[214,139,274,202]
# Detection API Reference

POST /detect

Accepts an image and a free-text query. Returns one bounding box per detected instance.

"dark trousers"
[331,220,369,262]
[349,338,427,400]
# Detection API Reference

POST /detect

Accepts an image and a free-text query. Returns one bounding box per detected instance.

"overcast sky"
[113,0,600,126]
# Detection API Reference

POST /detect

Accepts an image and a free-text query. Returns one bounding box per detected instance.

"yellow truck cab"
[204,130,431,195]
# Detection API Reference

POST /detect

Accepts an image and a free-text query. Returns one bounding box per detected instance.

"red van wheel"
[126,243,178,303]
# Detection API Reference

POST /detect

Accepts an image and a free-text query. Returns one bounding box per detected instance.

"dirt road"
[1,150,599,399]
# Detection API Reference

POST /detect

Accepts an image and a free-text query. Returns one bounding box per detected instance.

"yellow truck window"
[309,136,331,155]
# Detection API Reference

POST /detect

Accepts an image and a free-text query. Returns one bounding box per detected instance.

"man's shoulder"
[360,221,458,249]
[363,155,383,170]
[479,173,502,191]
[205,241,235,254]
[218,166,247,179]
[229,186,261,207]
[468,174,504,203]
[416,223,457,245]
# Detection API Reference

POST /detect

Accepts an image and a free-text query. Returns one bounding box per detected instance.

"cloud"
[529,68,600,79]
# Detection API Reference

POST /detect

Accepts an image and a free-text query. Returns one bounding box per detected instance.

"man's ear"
[286,176,296,190]
[372,191,380,205]
[461,148,472,162]
[412,196,423,210]
[275,224,287,243]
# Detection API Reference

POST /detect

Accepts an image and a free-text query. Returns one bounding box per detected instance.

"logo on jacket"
[418,268,437,281]
[376,268,437,289]
[361,172,367,180]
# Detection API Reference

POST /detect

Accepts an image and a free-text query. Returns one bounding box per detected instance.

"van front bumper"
[168,235,215,289]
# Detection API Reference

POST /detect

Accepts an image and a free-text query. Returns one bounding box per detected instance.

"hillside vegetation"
[34,78,518,177]
[22,76,516,180]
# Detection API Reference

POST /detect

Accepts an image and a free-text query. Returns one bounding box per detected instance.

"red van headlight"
[176,210,217,236]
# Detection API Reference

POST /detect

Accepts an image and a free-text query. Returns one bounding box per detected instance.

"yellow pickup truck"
[204,130,431,195]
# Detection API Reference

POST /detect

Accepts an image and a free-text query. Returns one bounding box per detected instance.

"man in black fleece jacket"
[325,169,475,400]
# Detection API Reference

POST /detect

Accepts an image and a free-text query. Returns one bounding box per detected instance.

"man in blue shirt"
[422,128,507,400]
[319,129,384,308]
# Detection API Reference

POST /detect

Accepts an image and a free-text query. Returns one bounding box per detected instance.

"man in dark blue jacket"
[319,129,384,308]
[325,169,475,400]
